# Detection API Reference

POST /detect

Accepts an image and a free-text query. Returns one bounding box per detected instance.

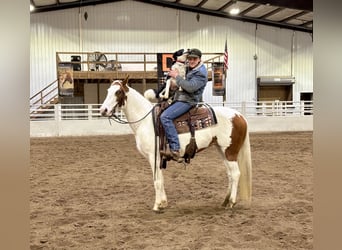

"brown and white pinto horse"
[100,77,252,212]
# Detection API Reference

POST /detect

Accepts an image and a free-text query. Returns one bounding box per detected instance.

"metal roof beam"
[135,0,311,33]
[239,4,260,16]
[216,0,235,11]
[301,20,313,27]
[197,0,209,8]
[280,10,308,23]
[259,7,285,19]
[238,0,312,12]
[30,0,312,33]
[31,0,124,13]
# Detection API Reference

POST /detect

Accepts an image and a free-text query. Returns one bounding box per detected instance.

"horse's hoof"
[222,197,230,207]
[153,209,164,214]
[158,200,168,209]
[222,198,236,209]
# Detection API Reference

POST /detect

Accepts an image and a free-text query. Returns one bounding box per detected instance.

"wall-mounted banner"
[58,63,74,96]
[212,62,226,96]
[157,53,173,87]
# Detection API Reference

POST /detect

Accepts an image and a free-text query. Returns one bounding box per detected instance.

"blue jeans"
[160,101,193,151]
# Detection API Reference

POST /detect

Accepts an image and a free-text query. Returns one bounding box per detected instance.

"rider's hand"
[168,69,179,78]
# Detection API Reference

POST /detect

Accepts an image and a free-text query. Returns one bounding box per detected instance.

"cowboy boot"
[170,150,184,163]
[160,149,184,163]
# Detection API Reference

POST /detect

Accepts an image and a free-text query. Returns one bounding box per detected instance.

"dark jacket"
[173,62,208,104]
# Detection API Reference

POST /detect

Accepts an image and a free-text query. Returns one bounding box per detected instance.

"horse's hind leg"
[222,160,240,208]
[221,114,247,208]
[222,160,232,207]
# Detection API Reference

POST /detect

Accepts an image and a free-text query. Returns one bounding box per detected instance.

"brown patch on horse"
[115,88,127,107]
[190,136,217,154]
[112,76,130,107]
[225,115,247,161]
[210,136,218,144]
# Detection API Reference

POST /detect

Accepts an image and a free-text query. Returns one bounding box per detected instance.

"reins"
[107,104,155,125]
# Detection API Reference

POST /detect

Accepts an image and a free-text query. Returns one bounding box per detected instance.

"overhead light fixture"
[30,4,35,12]
[229,8,240,15]
[229,1,240,15]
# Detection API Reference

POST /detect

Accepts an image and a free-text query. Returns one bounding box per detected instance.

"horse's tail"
[237,129,252,206]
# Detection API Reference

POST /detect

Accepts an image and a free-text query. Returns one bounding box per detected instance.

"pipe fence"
[30,100,313,121]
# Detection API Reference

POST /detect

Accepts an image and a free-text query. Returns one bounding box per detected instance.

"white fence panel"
[30,101,313,137]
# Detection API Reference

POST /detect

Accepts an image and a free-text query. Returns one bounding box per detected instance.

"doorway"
[300,92,313,115]
[257,85,293,102]
[256,80,294,116]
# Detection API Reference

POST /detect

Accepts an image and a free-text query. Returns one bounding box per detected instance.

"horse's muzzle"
[100,108,108,116]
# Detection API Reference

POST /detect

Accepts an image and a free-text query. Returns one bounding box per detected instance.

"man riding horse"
[160,48,208,163]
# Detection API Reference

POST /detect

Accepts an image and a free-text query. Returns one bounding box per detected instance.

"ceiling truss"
[30,0,313,33]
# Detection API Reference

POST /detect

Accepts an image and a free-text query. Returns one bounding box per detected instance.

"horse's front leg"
[152,168,168,211]
[148,156,168,212]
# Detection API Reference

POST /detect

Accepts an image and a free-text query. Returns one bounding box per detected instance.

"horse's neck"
[123,87,153,131]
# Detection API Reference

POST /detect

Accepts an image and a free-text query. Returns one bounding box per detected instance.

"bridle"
[106,80,155,125]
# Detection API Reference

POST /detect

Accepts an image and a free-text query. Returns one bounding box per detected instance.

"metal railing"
[29,51,225,113]
[30,100,313,121]
[30,80,59,112]
[56,51,224,72]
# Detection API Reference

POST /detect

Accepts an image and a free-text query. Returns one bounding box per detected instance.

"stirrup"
[170,151,184,163]
[160,150,184,163]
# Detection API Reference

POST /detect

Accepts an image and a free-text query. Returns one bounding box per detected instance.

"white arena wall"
[30,116,313,137]
[30,0,313,103]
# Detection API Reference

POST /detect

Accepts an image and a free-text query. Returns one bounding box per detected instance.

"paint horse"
[100,76,252,212]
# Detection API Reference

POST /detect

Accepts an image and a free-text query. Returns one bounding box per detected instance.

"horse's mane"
[126,85,154,109]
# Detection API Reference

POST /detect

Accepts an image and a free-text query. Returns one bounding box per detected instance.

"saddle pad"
[173,104,217,134]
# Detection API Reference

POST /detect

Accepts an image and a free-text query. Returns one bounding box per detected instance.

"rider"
[160,48,208,162]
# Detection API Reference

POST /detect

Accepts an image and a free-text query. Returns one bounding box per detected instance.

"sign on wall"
[212,62,226,96]
[157,53,173,87]
[58,63,74,96]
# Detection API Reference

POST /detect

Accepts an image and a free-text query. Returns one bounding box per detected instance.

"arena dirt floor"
[30,131,313,249]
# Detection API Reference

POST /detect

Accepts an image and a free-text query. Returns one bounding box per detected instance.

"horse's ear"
[122,75,129,85]
[122,75,129,91]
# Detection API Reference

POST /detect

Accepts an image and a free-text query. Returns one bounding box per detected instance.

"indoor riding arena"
[30,131,313,249]
[30,0,313,249]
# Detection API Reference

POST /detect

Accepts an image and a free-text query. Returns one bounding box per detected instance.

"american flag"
[224,39,229,72]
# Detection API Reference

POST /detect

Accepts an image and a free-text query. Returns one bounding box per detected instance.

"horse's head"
[100,75,129,117]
